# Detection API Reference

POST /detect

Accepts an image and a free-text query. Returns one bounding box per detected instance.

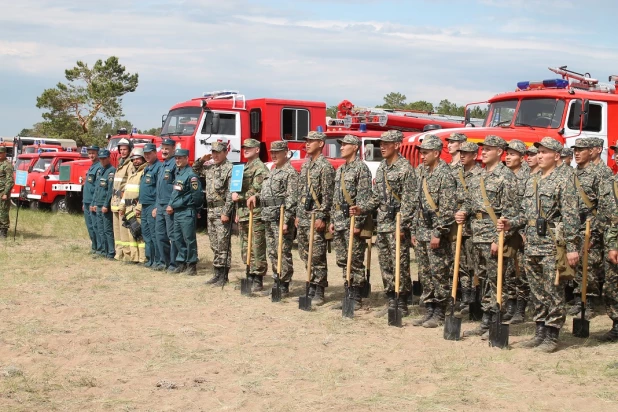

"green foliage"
[35,56,138,146]
[375,93,488,119]
[326,105,338,119]
[139,127,162,136]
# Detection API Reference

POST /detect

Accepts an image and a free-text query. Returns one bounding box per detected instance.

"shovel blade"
[443,315,462,341]
[412,280,422,296]
[299,296,312,311]
[489,313,509,349]
[573,317,590,338]
[240,278,252,296]
[271,286,281,303]
[361,282,371,299]
[388,308,403,327]
[342,296,355,318]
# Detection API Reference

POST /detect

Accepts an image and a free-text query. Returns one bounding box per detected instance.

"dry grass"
[1,208,617,411]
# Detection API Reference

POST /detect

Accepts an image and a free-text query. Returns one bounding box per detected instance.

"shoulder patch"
[191,176,198,182]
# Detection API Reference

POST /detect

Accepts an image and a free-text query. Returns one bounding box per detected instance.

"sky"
[1,0,617,136]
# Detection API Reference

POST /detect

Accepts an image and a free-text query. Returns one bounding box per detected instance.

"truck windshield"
[485,100,518,127]
[485,98,565,128]
[161,107,202,136]
[14,158,32,172]
[32,158,52,173]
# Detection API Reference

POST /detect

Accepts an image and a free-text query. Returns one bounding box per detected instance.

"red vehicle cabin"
[10,153,40,204]
[26,152,84,212]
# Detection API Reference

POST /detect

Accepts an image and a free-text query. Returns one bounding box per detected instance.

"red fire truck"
[10,153,40,206]
[400,66,618,170]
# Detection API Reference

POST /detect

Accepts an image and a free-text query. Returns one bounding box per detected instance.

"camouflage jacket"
[361,154,416,233]
[0,159,15,196]
[461,162,518,244]
[297,154,335,226]
[574,163,603,244]
[260,161,298,224]
[193,158,234,218]
[228,158,269,222]
[512,163,530,200]
[512,167,580,255]
[413,159,457,242]
[556,162,575,179]
[457,164,482,237]
[599,175,618,250]
[593,160,613,181]
[332,156,372,232]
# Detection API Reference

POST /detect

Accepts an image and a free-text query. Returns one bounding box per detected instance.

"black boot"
[281,282,290,297]
[519,322,546,348]
[412,303,434,327]
[509,299,527,324]
[374,292,396,318]
[308,284,316,298]
[353,286,362,310]
[313,285,325,306]
[598,320,618,342]
[536,326,560,353]
[568,295,582,316]
[252,275,264,292]
[461,288,471,304]
[502,299,517,321]
[0,228,7,238]
[205,267,221,285]
[185,263,197,276]
[423,304,445,328]
[171,263,187,273]
[213,268,229,287]
[463,311,491,337]
[398,294,409,317]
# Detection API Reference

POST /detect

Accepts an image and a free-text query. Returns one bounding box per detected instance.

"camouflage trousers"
[239,218,267,277]
[505,250,530,301]
[207,207,232,269]
[524,253,566,329]
[416,238,452,305]
[453,236,473,291]
[572,243,604,297]
[333,229,367,287]
[471,243,508,313]
[265,220,294,282]
[603,259,618,321]
[0,198,10,230]
[377,231,411,294]
[297,225,328,287]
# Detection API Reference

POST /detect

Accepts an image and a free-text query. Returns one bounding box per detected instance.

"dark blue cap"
[98,149,110,158]
[161,138,175,146]
[86,145,100,152]
[174,148,190,157]
[143,143,157,153]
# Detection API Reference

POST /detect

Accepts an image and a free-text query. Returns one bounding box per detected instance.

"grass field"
[1,209,618,411]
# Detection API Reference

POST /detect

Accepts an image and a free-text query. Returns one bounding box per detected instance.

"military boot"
[205,267,221,285]
[353,286,362,310]
[281,282,290,297]
[481,312,498,340]
[502,299,517,321]
[598,320,618,342]
[567,295,582,316]
[460,288,471,316]
[0,228,8,238]
[398,294,409,317]
[308,284,317,298]
[463,311,491,337]
[509,299,527,324]
[213,268,229,287]
[313,285,325,306]
[171,263,187,274]
[412,303,434,327]
[185,263,197,276]
[519,322,546,348]
[423,304,445,328]
[252,275,264,292]
[536,326,560,353]
[373,292,395,318]
[584,298,595,320]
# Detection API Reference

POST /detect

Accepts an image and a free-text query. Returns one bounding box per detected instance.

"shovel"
[444,222,464,341]
[388,212,403,327]
[240,209,254,296]
[299,212,316,311]
[361,238,372,298]
[573,219,591,338]
[489,230,509,348]
[342,216,356,318]
[271,205,285,302]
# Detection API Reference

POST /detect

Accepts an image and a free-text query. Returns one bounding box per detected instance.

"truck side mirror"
[464,108,471,125]
[581,99,590,129]
[212,113,221,135]
[365,143,374,161]
[161,114,168,127]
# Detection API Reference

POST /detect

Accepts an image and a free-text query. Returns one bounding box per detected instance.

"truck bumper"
[53,184,82,192]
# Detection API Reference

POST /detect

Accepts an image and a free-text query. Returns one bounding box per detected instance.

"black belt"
[207,200,225,208]
[124,199,138,206]
[528,220,556,228]
[261,198,285,207]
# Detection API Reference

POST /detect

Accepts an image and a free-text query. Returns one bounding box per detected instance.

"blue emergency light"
[359,123,367,132]
[316,126,323,133]
[131,127,137,134]
[517,78,569,90]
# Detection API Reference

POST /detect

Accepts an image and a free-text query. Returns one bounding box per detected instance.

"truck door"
[195,111,241,163]
[564,99,608,164]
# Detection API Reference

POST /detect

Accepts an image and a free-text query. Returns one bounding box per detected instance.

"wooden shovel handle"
[451,223,463,300]
[395,212,401,296]
[276,205,285,275]
[366,237,372,267]
[496,230,504,306]
[246,209,254,266]
[581,219,591,302]
[345,215,356,284]
[306,212,316,283]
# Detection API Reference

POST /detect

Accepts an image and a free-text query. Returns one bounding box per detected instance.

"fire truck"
[400,66,618,170]
[10,152,40,206]
[0,137,77,163]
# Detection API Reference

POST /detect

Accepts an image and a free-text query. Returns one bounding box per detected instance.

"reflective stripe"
[125,183,140,190]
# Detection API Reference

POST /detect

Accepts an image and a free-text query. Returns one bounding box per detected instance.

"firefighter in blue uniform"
[167,148,203,275]
[139,143,162,268]
[83,145,101,255]
[92,149,116,259]
[154,139,177,271]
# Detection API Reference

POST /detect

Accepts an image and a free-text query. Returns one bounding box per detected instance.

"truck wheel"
[29,200,40,211]
[51,196,67,213]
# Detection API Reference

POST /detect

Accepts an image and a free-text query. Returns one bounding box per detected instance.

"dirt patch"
[1,210,617,411]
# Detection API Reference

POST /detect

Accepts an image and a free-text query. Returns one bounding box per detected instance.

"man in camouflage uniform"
[111,139,135,261]
[566,138,603,319]
[411,135,457,328]
[330,135,372,309]
[446,132,467,169]
[455,142,482,315]
[526,145,541,175]
[231,138,269,292]
[591,137,613,180]
[260,141,298,296]
[0,146,14,238]
[597,142,618,342]
[456,135,518,339]
[561,147,574,167]
[498,137,580,353]
[193,140,234,286]
[351,130,416,316]
[503,139,530,324]
[296,131,335,305]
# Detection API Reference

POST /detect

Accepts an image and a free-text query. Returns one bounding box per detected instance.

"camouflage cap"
[270,141,288,152]
[130,147,144,159]
[458,141,479,153]
[478,135,507,148]
[589,137,604,148]
[446,132,467,142]
[561,147,574,157]
[380,130,404,143]
[526,145,538,155]
[534,137,563,153]
[506,139,526,155]
[143,143,157,153]
[419,134,443,150]
[337,134,361,146]
[174,148,190,157]
[572,138,593,148]
[241,138,260,148]
[161,138,175,146]
[98,149,110,158]
[306,131,327,141]
[212,141,228,152]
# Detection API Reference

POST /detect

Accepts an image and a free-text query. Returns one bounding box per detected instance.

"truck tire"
[51,196,67,213]
[29,200,40,211]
